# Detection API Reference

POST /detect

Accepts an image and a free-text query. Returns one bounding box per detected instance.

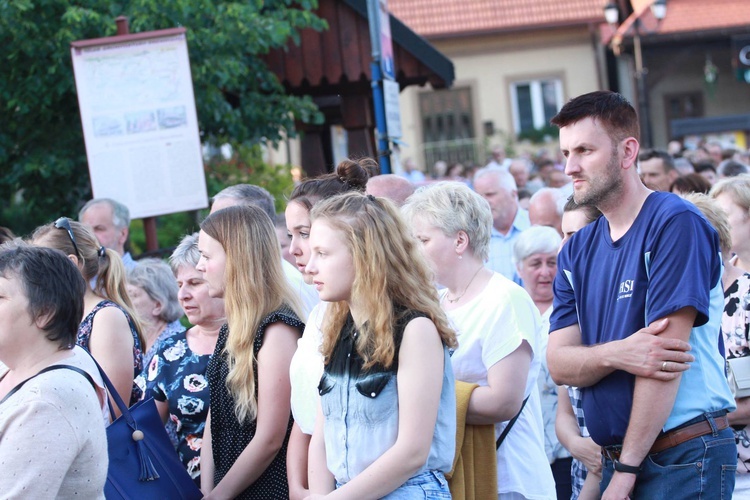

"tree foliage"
[0,0,325,236]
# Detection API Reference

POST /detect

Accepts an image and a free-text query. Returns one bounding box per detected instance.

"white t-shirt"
[289,302,327,434]
[283,259,319,319]
[444,273,555,500]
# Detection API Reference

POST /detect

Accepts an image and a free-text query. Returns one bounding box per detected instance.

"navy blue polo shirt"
[550,192,734,446]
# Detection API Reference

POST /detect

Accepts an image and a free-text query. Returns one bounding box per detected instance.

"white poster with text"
[71,29,208,219]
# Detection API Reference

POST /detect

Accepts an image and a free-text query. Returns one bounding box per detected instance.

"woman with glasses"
[127,258,184,368]
[31,217,144,411]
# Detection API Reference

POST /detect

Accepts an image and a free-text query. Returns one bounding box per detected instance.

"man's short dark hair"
[694,161,717,175]
[719,160,749,178]
[0,244,85,348]
[669,173,711,194]
[639,149,675,172]
[551,90,640,143]
[563,195,602,223]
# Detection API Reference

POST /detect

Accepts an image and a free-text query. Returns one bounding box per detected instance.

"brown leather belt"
[602,414,730,460]
[651,415,729,453]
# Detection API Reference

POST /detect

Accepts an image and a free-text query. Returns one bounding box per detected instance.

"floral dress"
[143,330,211,485]
[722,273,750,475]
[77,299,143,405]
[135,319,186,447]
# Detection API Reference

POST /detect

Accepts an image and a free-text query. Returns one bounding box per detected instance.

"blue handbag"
[92,357,203,500]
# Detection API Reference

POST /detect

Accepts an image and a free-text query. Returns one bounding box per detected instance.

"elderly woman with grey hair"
[513,226,561,316]
[402,181,555,499]
[513,226,573,498]
[127,257,184,365]
[139,234,226,485]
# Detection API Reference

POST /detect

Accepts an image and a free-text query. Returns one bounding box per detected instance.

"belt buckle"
[602,445,622,462]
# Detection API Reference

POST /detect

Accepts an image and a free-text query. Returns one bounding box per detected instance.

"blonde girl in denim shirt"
[305,192,457,499]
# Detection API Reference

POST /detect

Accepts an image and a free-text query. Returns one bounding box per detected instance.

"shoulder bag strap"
[0,364,97,406]
[78,348,133,424]
[496,395,529,450]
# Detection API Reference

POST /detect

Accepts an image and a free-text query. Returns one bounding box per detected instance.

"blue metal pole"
[370,61,391,174]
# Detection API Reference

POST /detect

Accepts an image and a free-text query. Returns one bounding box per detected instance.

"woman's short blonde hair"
[710,174,750,213]
[401,181,492,261]
[682,193,732,255]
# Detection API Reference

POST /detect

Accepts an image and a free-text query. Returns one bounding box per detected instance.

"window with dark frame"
[419,87,476,169]
[510,78,563,135]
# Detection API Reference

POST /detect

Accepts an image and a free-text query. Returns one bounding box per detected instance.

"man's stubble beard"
[574,148,623,210]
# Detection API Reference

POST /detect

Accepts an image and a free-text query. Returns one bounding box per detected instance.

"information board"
[71,28,208,219]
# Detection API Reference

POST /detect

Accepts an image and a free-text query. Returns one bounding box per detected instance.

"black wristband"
[613,459,641,475]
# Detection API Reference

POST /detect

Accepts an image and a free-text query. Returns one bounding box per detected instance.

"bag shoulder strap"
[0,364,97,406]
[79,348,134,424]
[496,395,529,449]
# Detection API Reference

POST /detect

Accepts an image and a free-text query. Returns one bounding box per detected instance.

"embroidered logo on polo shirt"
[617,279,634,301]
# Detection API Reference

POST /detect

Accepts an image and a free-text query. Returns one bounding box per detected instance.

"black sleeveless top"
[206,306,304,499]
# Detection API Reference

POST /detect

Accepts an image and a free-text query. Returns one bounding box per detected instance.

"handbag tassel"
[135,437,160,481]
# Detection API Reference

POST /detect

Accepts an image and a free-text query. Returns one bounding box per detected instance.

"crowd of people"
[2,89,750,499]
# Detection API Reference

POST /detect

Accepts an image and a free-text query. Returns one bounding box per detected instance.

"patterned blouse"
[567,386,589,499]
[143,330,211,485]
[77,299,143,405]
[142,320,186,369]
[723,273,750,475]
[135,319,187,447]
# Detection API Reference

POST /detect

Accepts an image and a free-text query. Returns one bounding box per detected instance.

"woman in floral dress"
[142,233,225,484]
[689,192,750,495]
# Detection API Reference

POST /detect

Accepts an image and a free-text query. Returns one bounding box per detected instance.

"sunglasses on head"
[54,217,81,258]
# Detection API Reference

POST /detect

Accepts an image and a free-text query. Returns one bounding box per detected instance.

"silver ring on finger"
[662,361,668,371]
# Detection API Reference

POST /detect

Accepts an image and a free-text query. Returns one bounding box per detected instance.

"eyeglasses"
[54,217,81,258]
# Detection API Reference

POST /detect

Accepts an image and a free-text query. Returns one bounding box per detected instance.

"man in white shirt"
[485,145,512,170]
[473,167,529,284]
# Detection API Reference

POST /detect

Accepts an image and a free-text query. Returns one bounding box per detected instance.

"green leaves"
[1,0,324,237]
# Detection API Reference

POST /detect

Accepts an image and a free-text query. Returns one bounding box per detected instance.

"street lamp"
[604,3,619,25]
[604,0,667,147]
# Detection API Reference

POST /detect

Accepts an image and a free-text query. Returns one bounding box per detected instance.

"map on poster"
[71,28,208,219]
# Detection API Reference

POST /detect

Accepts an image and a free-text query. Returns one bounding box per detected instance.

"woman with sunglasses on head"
[285,158,372,499]
[198,205,305,499]
[31,217,143,412]
[305,192,457,499]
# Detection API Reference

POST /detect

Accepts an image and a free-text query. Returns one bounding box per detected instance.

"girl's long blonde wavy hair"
[310,192,456,369]
[201,205,302,423]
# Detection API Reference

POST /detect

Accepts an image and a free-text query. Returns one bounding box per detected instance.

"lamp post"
[605,0,666,148]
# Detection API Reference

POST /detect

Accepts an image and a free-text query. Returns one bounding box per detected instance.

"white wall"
[397,29,602,168]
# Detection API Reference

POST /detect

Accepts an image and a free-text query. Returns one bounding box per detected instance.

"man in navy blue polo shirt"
[548,91,736,499]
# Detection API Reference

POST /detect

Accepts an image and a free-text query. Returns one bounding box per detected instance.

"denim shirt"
[318,311,456,484]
